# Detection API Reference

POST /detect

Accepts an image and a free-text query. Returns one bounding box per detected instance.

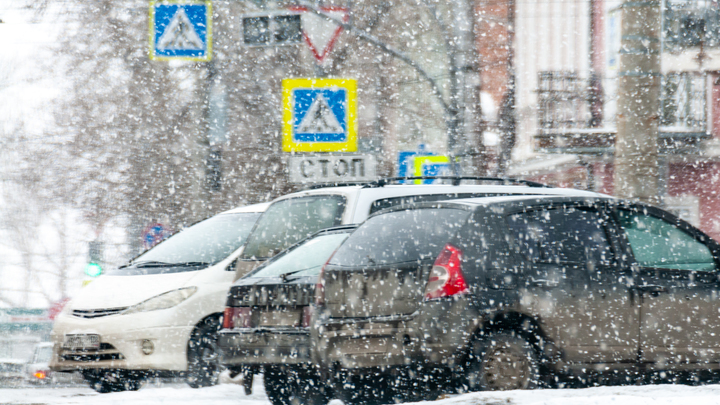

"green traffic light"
[85,262,102,277]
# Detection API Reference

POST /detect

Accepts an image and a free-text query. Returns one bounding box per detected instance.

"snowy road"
[4,379,720,405]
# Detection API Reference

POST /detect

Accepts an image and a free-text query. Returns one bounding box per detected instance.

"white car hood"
[69,271,199,310]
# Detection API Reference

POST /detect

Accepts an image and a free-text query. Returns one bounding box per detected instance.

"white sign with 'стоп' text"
[288,154,377,184]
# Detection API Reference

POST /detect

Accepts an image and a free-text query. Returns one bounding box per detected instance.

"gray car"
[219,226,356,405]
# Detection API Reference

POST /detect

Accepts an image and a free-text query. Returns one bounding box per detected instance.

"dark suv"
[312,195,720,402]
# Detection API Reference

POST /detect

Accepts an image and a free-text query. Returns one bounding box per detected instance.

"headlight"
[123,287,197,315]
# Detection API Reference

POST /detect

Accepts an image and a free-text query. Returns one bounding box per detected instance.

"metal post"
[448,0,482,176]
[613,0,661,204]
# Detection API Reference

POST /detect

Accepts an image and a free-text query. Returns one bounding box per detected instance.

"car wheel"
[465,331,540,392]
[187,318,221,388]
[390,367,440,403]
[83,370,126,393]
[264,366,329,405]
[332,372,391,405]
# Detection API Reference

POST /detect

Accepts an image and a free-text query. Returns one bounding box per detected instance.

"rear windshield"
[329,208,470,267]
[241,195,346,260]
[248,232,351,279]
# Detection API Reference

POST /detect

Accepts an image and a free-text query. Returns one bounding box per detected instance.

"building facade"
[491,0,720,242]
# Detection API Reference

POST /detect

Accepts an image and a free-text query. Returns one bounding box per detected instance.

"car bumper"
[49,313,194,372]
[218,328,311,366]
[315,317,421,370]
[416,297,480,365]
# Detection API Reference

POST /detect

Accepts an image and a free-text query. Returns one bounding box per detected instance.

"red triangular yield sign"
[290,6,349,63]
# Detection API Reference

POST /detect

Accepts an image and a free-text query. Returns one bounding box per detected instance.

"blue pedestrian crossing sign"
[282,78,357,152]
[149,1,212,62]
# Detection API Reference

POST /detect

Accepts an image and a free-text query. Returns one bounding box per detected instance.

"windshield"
[329,208,470,267]
[248,232,351,279]
[128,212,261,268]
[241,195,346,260]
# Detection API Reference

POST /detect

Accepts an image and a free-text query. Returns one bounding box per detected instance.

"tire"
[83,370,143,393]
[264,366,329,405]
[464,331,540,392]
[332,372,392,405]
[187,318,221,388]
[390,366,440,403]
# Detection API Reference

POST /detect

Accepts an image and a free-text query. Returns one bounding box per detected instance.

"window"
[112,212,261,275]
[241,195,345,260]
[329,208,471,267]
[507,207,614,266]
[616,210,715,272]
[537,71,590,132]
[369,193,502,214]
[248,232,350,279]
[660,72,706,131]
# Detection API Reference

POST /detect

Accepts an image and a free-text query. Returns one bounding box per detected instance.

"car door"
[507,202,639,364]
[613,205,720,366]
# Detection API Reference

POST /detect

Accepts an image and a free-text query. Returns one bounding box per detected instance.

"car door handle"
[529,278,560,288]
[636,285,668,296]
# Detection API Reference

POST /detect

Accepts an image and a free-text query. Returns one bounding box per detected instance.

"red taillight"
[314,264,326,306]
[34,370,47,380]
[424,244,469,300]
[222,307,252,329]
[315,252,337,307]
[301,306,313,327]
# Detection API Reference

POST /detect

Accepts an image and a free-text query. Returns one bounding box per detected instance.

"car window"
[616,209,715,272]
[34,347,52,363]
[248,232,350,278]
[369,193,503,214]
[241,195,346,260]
[329,208,471,267]
[112,212,261,274]
[507,207,614,265]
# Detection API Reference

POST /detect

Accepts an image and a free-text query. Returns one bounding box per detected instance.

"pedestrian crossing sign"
[282,78,357,152]
[149,0,212,62]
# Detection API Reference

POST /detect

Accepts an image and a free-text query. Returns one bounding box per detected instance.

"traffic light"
[86,241,104,277]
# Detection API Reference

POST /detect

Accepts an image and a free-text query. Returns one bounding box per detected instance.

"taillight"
[424,244,469,300]
[314,264,326,306]
[301,306,313,327]
[34,370,47,380]
[315,251,338,307]
[222,307,252,329]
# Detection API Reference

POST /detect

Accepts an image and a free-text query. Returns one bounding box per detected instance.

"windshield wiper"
[131,261,211,268]
[278,265,321,282]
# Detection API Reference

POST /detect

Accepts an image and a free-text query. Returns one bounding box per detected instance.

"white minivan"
[49,203,268,393]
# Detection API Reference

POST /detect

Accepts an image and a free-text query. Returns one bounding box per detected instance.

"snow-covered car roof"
[219,202,270,215]
[0,359,26,364]
[438,194,615,207]
[34,342,53,349]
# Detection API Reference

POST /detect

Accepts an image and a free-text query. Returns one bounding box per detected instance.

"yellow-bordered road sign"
[282,78,357,152]
[413,155,450,184]
[149,0,212,62]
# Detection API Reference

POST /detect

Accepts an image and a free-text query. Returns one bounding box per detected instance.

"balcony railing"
[535,71,708,154]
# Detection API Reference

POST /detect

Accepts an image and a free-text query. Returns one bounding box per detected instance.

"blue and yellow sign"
[413,155,450,184]
[282,78,357,152]
[149,0,212,62]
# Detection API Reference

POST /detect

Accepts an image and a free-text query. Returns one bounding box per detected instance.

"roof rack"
[369,176,550,188]
[302,182,372,190]
[298,176,550,190]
